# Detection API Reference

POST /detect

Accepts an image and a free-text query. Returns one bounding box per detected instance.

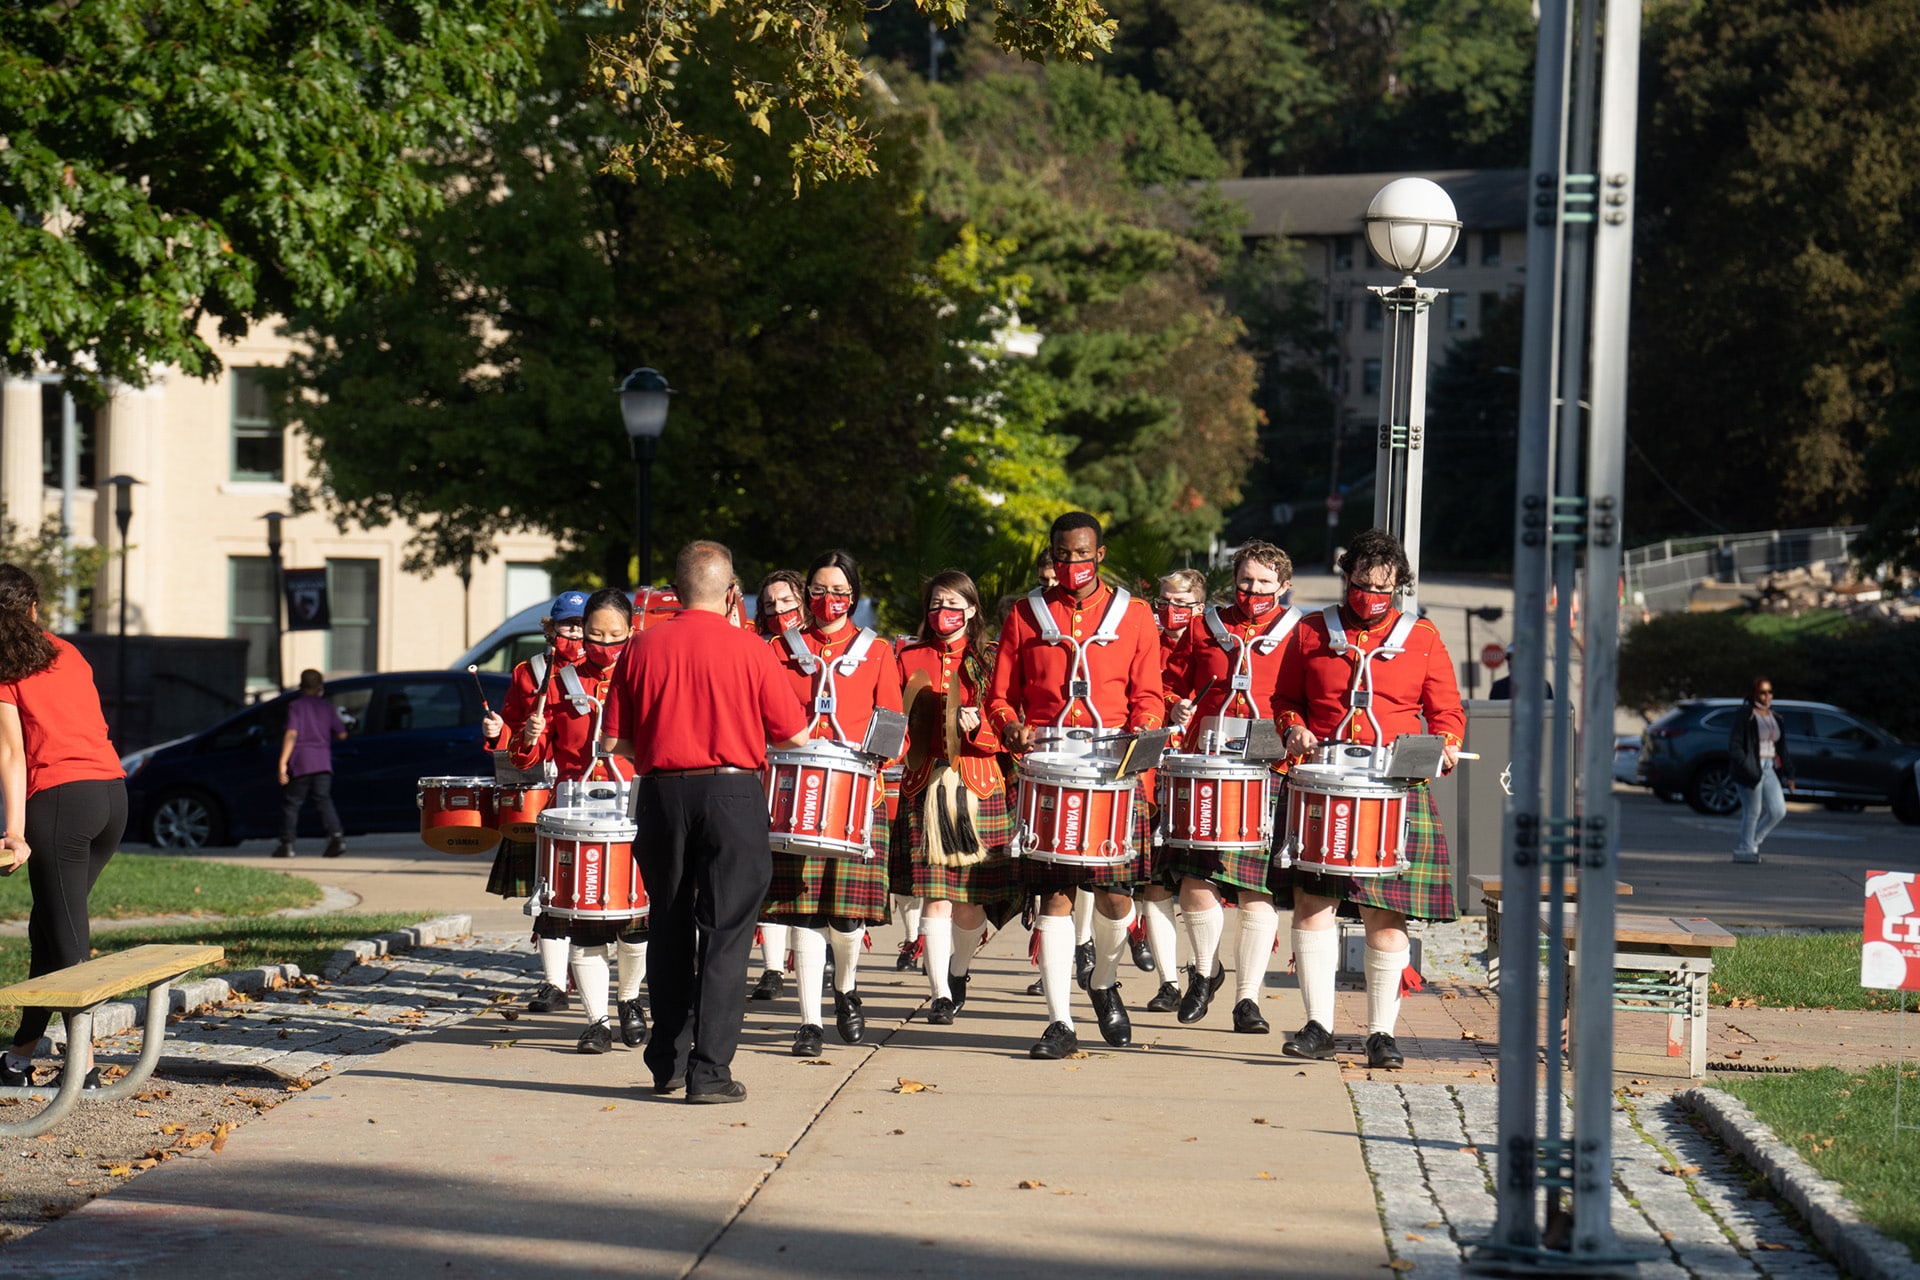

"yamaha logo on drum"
[1331,799,1353,851]
[1197,782,1214,834]
[799,773,823,831]
[1062,792,1084,849]
[583,844,602,901]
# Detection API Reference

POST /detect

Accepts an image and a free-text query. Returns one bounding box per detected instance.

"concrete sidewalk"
[18,924,1387,1278]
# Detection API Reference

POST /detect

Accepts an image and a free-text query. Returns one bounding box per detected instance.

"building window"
[1481,231,1503,267]
[1362,359,1383,396]
[327,559,380,675]
[1331,298,1349,332]
[1448,294,1471,330]
[1446,235,1468,269]
[41,385,98,489]
[1481,292,1504,327]
[1332,236,1354,271]
[231,367,284,482]
[230,556,278,688]
[1364,299,1383,332]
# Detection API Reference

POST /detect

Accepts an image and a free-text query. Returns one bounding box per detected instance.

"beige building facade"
[0,321,559,691]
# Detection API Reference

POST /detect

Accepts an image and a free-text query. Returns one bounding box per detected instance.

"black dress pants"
[635,772,771,1091]
[14,778,127,1048]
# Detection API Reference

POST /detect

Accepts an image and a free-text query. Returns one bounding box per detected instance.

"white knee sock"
[1072,891,1094,946]
[1365,943,1411,1036]
[921,917,954,1000]
[1142,895,1179,987]
[1294,926,1340,1031]
[759,922,789,973]
[1184,903,1225,979]
[1037,915,1076,1029]
[1234,901,1280,1004]
[569,943,611,1025]
[537,935,569,987]
[1090,906,1135,990]
[951,920,988,978]
[792,927,828,1029]
[829,926,865,994]
[896,895,925,945]
[1174,906,1192,971]
[616,938,646,1001]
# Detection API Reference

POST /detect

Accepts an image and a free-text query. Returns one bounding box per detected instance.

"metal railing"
[1623,525,1863,615]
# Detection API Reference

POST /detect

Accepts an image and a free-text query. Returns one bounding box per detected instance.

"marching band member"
[1270,528,1465,1070]
[1164,541,1300,1033]
[987,512,1166,1058]
[1140,567,1209,1009]
[765,551,904,1057]
[510,588,647,1054]
[749,569,807,1002]
[481,592,587,1014]
[895,571,1018,1025]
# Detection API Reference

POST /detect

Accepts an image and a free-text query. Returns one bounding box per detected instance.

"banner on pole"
[1862,870,1920,991]
[283,568,331,632]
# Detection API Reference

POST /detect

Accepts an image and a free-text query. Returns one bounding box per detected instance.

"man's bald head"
[675,540,736,610]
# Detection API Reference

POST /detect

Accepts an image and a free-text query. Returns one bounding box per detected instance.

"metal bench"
[1474,876,1632,988]
[0,943,224,1137]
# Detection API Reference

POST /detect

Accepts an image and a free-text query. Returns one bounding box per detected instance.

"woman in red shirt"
[0,565,127,1088]
[748,569,806,1001]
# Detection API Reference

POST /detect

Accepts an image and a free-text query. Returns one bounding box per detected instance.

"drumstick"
[1455,751,1481,760]
[468,664,493,715]
[1188,677,1218,723]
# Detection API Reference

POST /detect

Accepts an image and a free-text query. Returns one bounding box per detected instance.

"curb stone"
[322,914,474,980]
[1674,1087,1920,1280]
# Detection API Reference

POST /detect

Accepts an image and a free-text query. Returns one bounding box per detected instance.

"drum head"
[537,805,638,841]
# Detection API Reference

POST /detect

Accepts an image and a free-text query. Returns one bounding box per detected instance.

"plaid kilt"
[903,784,1020,922]
[486,837,538,899]
[1020,784,1161,895]
[763,793,891,924]
[1167,843,1276,896]
[1268,781,1455,922]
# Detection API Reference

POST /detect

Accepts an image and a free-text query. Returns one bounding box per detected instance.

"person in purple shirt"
[275,669,348,858]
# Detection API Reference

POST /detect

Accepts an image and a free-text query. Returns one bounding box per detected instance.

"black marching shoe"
[1145,980,1181,1013]
[1089,984,1132,1048]
[1282,1020,1337,1060]
[1177,966,1223,1025]
[576,1019,614,1055]
[793,1024,825,1058]
[1025,977,1045,996]
[322,835,346,858]
[527,982,570,1014]
[687,1080,748,1104]
[896,942,920,971]
[1073,941,1096,991]
[617,998,649,1047]
[833,989,865,1044]
[751,970,785,1001]
[271,842,296,859]
[1029,1021,1079,1060]
[949,973,970,1012]
[649,1074,687,1095]
[0,1056,30,1087]
[1130,937,1156,972]
[1366,1032,1405,1070]
[1232,998,1270,1034]
[926,996,956,1026]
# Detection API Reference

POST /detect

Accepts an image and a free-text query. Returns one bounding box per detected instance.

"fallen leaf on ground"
[1066,1051,1089,1060]
[602,1105,617,1112]
[64,1179,87,1187]
[211,1124,231,1154]
[728,1122,749,1128]
[1755,1242,1790,1251]
[158,1124,185,1135]
[1385,1261,1415,1273]
[1252,1117,1267,1125]
[1018,1179,1046,1190]
[105,1165,132,1178]
[949,1179,973,1188]
[893,1078,933,1094]
[1255,1171,1274,1180]
[501,1011,520,1022]
[889,1129,906,1136]
[761,1152,790,1159]
[1405,1232,1425,1242]
[1052,1189,1073,1196]
[1460,1031,1481,1041]
[133,1111,151,1119]
[802,1059,832,1066]
[1459,1145,1478,1154]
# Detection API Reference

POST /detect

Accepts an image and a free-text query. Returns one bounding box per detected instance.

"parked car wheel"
[149,789,230,850]
[1895,779,1920,827]
[1685,759,1740,816]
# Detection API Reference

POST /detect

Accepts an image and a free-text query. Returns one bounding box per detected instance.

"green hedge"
[1618,612,1920,741]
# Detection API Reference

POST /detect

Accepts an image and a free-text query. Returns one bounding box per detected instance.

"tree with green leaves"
[1857,289,1920,578]
[0,0,549,387]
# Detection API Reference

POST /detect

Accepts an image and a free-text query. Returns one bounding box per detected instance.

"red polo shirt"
[604,610,808,772]
[0,636,124,796]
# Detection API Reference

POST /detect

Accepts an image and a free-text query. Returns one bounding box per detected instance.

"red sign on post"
[1481,643,1507,670]
[1862,870,1920,991]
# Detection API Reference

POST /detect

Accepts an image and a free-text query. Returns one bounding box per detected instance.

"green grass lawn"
[0,852,321,922]
[0,912,434,990]
[1710,931,1907,1011]
[1718,1066,1920,1260]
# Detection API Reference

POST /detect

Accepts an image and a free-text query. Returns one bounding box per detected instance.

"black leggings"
[12,778,127,1049]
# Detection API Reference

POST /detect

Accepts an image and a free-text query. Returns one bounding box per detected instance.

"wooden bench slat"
[1474,876,1633,903]
[0,944,225,1009]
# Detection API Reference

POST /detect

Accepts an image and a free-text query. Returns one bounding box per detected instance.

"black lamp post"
[1463,604,1504,698]
[262,512,286,690]
[618,367,672,589]
[104,475,140,733]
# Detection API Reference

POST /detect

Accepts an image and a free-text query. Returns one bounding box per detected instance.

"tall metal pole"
[264,513,285,690]
[634,437,657,590]
[1371,280,1442,617]
[59,391,79,624]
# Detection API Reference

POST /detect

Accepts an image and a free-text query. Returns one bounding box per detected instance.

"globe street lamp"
[1364,177,1460,614]
[618,367,673,589]
[103,475,140,734]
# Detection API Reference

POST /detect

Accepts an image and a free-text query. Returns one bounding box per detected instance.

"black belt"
[648,766,755,778]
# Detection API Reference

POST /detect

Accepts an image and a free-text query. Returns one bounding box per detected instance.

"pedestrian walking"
[275,668,348,858]
[0,564,128,1088]
[1729,676,1793,864]
[604,540,810,1103]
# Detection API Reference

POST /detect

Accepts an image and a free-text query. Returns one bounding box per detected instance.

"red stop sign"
[1481,643,1507,669]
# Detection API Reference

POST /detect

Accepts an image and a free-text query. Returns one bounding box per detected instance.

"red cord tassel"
[1400,964,1426,996]
[1127,916,1148,945]
[1029,928,1043,967]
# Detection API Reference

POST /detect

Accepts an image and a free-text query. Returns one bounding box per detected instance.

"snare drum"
[556,776,633,815]
[1158,754,1273,852]
[494,782,553,841]
[417,777,501,854]
[536,806,648,920]
[1282,763,1411,877]
[1012,751,1135,868]
[764,741,880,859]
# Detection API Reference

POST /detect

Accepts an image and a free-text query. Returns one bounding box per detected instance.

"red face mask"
[927,607,967,637]
[1054,557,1098,592]
[584,638,628,669]
[760,607,800,636]
[1236,590,1278,620]
[552,634,585,663]
[1158,603,1193,631]
[809,594,851,624]
[1346,585,1394,621]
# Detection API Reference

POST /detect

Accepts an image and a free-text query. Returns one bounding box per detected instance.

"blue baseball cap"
[550,591,589,622]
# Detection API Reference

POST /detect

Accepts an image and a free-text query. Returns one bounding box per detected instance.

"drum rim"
[1160,753,1273,779]
[767,741,875,768]
[1287,771,1409,798]
[536,805,639,837]
[1018,752,1135,784]
[418,776,497,787]
[495,782,553,796]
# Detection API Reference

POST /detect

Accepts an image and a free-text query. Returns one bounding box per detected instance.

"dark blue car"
[123,670,509,848]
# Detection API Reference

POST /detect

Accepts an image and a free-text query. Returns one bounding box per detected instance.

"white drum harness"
[1024,586,1133,729]
[1201,603,1305,717]
[783,626,881,744]
[1320,604,1420,744]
